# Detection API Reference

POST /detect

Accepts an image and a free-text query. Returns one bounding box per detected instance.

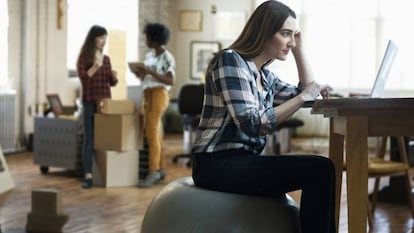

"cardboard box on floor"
[92,150,139,187]
[98,99,136,114]
[26,188,69,233]
[94,113,142,151]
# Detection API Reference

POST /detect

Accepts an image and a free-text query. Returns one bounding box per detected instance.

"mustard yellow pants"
[144,87,169,172]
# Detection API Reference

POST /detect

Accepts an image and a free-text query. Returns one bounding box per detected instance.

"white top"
[141,50,175,91]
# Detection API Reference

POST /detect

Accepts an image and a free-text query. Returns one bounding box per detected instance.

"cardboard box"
[98,99,136,114]
[94,113,142,151]
[92,150,139,187]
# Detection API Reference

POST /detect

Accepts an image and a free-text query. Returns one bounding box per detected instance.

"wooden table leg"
[329,131,344,233]
[346,116,368,233]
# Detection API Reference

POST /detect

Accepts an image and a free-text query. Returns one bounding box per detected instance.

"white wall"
[8,0,78,136]
[173,0,253,98]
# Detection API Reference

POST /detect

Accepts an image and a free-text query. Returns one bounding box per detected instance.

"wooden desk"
[311,98,414,233]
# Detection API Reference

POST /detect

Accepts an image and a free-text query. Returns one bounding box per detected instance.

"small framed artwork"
[46,94,63,116]
[190,41,222,80]
[179,10,203,31]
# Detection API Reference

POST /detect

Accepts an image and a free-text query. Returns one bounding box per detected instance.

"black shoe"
[138,171,163,188]
[82,178,93,189]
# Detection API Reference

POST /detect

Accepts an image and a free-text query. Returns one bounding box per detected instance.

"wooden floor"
[1,133,413,233]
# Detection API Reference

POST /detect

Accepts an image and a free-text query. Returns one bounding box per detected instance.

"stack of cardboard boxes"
[92,99,142,187]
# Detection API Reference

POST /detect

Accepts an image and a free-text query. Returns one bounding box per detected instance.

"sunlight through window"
[67,0,138,84]
[260,0,414,95]
[0,0,8,89]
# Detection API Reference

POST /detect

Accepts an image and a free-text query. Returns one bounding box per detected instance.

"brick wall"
[138,0,177,60]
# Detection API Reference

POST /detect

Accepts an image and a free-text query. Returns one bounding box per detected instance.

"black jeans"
[192,150,336,233]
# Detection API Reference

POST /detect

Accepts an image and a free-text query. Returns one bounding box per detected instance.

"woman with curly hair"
[131,23,175,188]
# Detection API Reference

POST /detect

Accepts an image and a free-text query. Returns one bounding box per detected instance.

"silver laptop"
[303,40,398,107]
[369,40,398,98]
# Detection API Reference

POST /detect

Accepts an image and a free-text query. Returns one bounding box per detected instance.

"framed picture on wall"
[190,41,222,80]
[179,10,203,31]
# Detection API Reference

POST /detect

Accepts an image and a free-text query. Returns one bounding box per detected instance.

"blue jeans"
[192,150,336,233]
[82,102,97,175]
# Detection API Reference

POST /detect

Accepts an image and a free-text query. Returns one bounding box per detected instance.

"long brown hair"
[77,25,108,69]
[207,0,296,74]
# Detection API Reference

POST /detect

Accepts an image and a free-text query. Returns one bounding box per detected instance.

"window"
[67,0,139,84]
[0,0,8,89]
[258,0,414,94]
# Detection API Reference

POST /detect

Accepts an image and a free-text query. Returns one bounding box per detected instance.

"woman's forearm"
[149,70,175,85]
[274,95,304,123]
[292,46,314,85]
[87,63,100,78]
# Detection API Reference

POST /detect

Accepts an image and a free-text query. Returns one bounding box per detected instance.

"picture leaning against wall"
[0,146,15,194]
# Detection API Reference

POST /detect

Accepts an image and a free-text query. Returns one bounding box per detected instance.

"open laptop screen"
[369,40,398,98]
[46,94,64,116]
[302,40,398,108]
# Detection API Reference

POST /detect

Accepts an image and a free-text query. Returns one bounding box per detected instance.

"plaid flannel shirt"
[192,50,303,154]
[77,55,117,103]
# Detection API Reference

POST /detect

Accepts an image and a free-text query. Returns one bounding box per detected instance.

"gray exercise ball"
[140,177,300,233]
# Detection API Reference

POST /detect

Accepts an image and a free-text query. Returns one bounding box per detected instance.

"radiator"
[0,91,17,153]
